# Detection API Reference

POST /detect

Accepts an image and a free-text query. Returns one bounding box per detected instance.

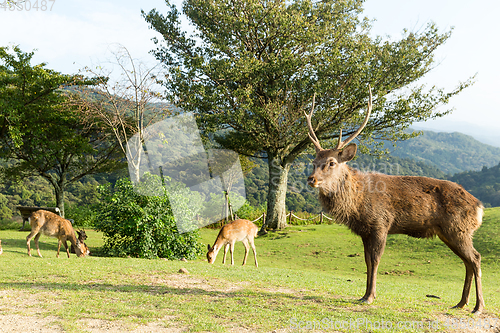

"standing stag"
[26,210,89,258]
[305,86,484,314]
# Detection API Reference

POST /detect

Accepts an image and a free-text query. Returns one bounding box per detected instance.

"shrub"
[0,218,21,230]
[93,176,203,259]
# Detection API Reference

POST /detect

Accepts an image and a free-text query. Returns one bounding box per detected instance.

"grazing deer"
[26,210,89,258]
[305,86,484,314]
[0,239,2,255]
[71,229,90,255]
[207,219,259,267]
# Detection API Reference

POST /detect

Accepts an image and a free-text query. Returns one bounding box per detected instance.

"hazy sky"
[1,0,498,131]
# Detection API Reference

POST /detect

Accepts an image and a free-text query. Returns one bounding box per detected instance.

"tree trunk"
[53,183,66,218]
[265,153,290,230]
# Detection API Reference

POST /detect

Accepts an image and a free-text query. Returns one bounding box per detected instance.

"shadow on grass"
[0,281,355,309]
[1,237,112,260]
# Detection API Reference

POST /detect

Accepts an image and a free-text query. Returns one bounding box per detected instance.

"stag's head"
[305,86,372,189]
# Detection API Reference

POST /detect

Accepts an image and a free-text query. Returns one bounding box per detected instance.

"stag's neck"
[318,167,363,225]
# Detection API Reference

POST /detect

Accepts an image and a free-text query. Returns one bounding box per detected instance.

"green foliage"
[234,201,266,224]
[0,217,20,230]
[0,45,123,217]
[388,130,500,174]
[143,0,473,229]
[93,176,203,259]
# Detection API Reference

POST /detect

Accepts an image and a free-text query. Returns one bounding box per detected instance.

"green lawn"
[0,208,499,332]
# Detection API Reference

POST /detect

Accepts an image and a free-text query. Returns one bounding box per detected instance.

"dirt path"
[0,314,185,333]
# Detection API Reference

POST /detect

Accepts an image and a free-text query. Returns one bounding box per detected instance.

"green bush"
[93,176,203,259]
[0,218,21,230]
[235,202,266,225]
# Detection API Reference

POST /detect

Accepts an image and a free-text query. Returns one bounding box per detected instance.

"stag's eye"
[329,161,336,167]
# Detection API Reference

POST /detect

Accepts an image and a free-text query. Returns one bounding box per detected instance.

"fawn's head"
[76,229,88,241]
[75,240,90,257]
[206,244,218,264]
[305,86,372,189]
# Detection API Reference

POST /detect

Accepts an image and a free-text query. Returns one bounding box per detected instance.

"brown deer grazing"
[26,210,89,258]
[207,219,259,267]
[71,229,89,255]
[305,86,484,314]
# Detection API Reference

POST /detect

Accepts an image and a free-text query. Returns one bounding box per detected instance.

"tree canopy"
[0,45,123,216]
[143,0,473,229]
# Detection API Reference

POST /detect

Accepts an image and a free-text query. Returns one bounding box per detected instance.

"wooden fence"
[248,211,333,234]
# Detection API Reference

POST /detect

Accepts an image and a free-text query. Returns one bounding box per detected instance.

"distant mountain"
[450,163,500,208]
[386,130,500,175]
[411,120,500,148]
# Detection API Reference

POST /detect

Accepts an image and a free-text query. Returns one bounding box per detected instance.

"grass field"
[0,208,499,332]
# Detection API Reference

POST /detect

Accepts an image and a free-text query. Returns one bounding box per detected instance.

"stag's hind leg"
[438,232,484,314]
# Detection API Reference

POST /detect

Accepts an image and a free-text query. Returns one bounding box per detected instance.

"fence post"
[258,212,267,235]
[320,212,323,224]
[289,211,293,224]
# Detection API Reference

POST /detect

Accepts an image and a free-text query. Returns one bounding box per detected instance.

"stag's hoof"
[452,302,467,309]
[358,297,373,304]
[472,308,483,315]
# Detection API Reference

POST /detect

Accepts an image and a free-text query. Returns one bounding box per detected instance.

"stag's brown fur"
[305,86,484,314]
[26,210,88,258]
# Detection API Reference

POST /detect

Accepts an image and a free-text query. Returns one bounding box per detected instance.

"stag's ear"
[338,143,357,163]
[207,244,211,251]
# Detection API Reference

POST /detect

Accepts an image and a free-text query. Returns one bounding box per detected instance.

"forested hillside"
[450,163,500,208]
[0,164,127,224]
[2,130,500,221]
[387,130,500,174]
[244,153,447,213]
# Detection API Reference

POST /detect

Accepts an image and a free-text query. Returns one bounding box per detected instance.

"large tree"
[143,0,473,229]
[0,46,122,217]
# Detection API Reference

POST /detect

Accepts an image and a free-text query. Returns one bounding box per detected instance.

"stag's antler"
[304,93,323,152]
[335,85,372,150]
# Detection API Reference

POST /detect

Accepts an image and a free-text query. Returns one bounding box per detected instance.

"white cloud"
[0,0,163,73]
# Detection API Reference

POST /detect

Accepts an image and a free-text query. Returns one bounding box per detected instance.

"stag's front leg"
[360,234,387,304]
[361,237,373,303]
